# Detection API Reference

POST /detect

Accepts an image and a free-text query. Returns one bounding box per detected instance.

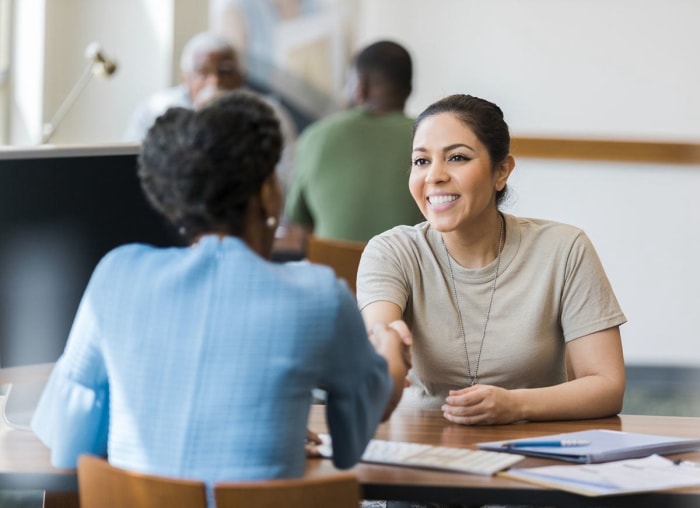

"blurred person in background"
[284,40,423,244]
[124,32,297,195]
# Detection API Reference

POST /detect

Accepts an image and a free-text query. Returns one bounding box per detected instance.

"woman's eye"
[412,158,429,167]
[449,153,469,162]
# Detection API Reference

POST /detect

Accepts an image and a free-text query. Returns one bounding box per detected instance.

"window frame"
[0,0,12,144]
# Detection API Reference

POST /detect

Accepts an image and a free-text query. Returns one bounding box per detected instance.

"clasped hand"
[306,321,413,458]
[368,320,412,376]
[442,384,521,425]
[305,429,323,457]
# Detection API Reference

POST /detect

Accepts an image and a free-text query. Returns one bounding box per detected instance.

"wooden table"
[305,405,700,507]
[2,369,700,507]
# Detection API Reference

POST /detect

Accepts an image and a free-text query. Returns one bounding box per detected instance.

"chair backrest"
[215,473,360,508]
[77,455,207,508]
[306,236,366,293]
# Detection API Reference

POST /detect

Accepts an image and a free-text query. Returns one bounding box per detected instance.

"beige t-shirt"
[357,214,626,409]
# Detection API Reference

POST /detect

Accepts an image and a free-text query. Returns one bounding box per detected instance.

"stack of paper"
[500,454,700,497]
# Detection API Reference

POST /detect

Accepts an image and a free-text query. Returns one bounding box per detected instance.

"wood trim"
[510,137,700,165]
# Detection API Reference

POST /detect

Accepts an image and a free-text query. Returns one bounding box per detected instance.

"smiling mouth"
[427,194,459,205]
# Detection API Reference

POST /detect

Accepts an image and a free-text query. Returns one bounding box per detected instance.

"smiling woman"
[358,94,627,427]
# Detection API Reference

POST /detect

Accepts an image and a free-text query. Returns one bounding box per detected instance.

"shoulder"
[275,258,337,284]
[151,85,191,107]
[381,111,415,127]
[90,243,163,281]
[137,86,191,116]
[125,86,191,141]
[75,244,164,308]
[509,215,596,258]
[300,109,365,138]
[370,221,431,244]
[271,260,361,332]
[364,222,433,260]
[513,215,586,241]
[271,259,352,302]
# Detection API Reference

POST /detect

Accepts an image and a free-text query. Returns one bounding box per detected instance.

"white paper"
[506,454,700,496]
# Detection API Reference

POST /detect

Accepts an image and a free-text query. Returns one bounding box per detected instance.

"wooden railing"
[510,137,700,165]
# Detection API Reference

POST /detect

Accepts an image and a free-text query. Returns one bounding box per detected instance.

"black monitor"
[0,144,182,367]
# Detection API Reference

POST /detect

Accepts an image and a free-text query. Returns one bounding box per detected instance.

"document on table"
[499,454,700,497]
[479,429,700,463]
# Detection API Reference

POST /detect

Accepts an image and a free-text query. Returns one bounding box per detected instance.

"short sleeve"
[560,231,627,340]
[356,232,412,312]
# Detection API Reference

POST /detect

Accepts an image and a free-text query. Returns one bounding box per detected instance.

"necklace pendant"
[470,377,478,386]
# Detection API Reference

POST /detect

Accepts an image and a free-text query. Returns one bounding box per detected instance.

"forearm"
[380,348,409,421]
[512,374,625,421]
[515,327,626,421]
[444,329,626,425]
[367,319,412,422]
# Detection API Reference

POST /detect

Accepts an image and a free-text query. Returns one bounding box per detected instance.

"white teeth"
[428,195,458,205]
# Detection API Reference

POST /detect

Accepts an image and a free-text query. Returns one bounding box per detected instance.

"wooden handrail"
[511,137,700,165]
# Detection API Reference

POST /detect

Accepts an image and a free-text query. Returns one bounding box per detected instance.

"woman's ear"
[495,154,516,192]
[259,173,283,225]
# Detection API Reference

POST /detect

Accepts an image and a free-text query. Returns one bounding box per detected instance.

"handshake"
[369,320,413,389]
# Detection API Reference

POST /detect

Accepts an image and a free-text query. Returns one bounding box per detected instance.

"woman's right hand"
[369,320,412,373]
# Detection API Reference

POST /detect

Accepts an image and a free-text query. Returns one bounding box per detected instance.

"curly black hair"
[138,90,282,241]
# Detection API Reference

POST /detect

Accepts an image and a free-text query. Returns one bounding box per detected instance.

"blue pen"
[504,440,591,448]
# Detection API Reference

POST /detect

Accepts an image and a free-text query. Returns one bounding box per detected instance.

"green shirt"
[285,108,424,242]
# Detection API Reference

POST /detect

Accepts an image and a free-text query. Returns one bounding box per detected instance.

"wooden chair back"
[306,236,366,293]
[78,455,359,508]
[77,455,207,508]
[215,473,360,508]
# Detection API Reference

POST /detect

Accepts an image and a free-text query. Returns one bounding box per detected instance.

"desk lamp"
[41,41,117,144]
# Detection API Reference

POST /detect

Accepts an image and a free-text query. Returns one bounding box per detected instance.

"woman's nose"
[425,161,448,183]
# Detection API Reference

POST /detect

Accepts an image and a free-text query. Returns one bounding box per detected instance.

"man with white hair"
[124,32,243,141]
[124,32,296,193]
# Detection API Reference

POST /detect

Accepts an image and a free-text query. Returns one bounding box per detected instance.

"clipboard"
[478,429,700,463]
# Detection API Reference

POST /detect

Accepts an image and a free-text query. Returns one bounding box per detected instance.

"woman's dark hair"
[138,90,282,241]
[413,94,510,205]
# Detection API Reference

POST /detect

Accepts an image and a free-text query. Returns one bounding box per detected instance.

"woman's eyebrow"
[444,143,475,152]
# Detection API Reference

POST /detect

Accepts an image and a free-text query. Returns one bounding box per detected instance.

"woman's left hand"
[442,384,521,425]
[305,428,323,457]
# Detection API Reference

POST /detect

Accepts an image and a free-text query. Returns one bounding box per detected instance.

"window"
[0,0,11,144]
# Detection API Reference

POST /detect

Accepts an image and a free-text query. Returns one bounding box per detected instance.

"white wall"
[5,1,700,366]
[10,0,208,145]
[356,0,700,367]
[506,160,700,366]
[357,0,700,141]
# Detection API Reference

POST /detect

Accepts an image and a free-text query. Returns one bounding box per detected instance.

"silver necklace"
[443,214,504,386]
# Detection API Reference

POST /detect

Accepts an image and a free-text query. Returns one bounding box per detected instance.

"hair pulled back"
[138,90,282,241]
[413,94,510,205]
